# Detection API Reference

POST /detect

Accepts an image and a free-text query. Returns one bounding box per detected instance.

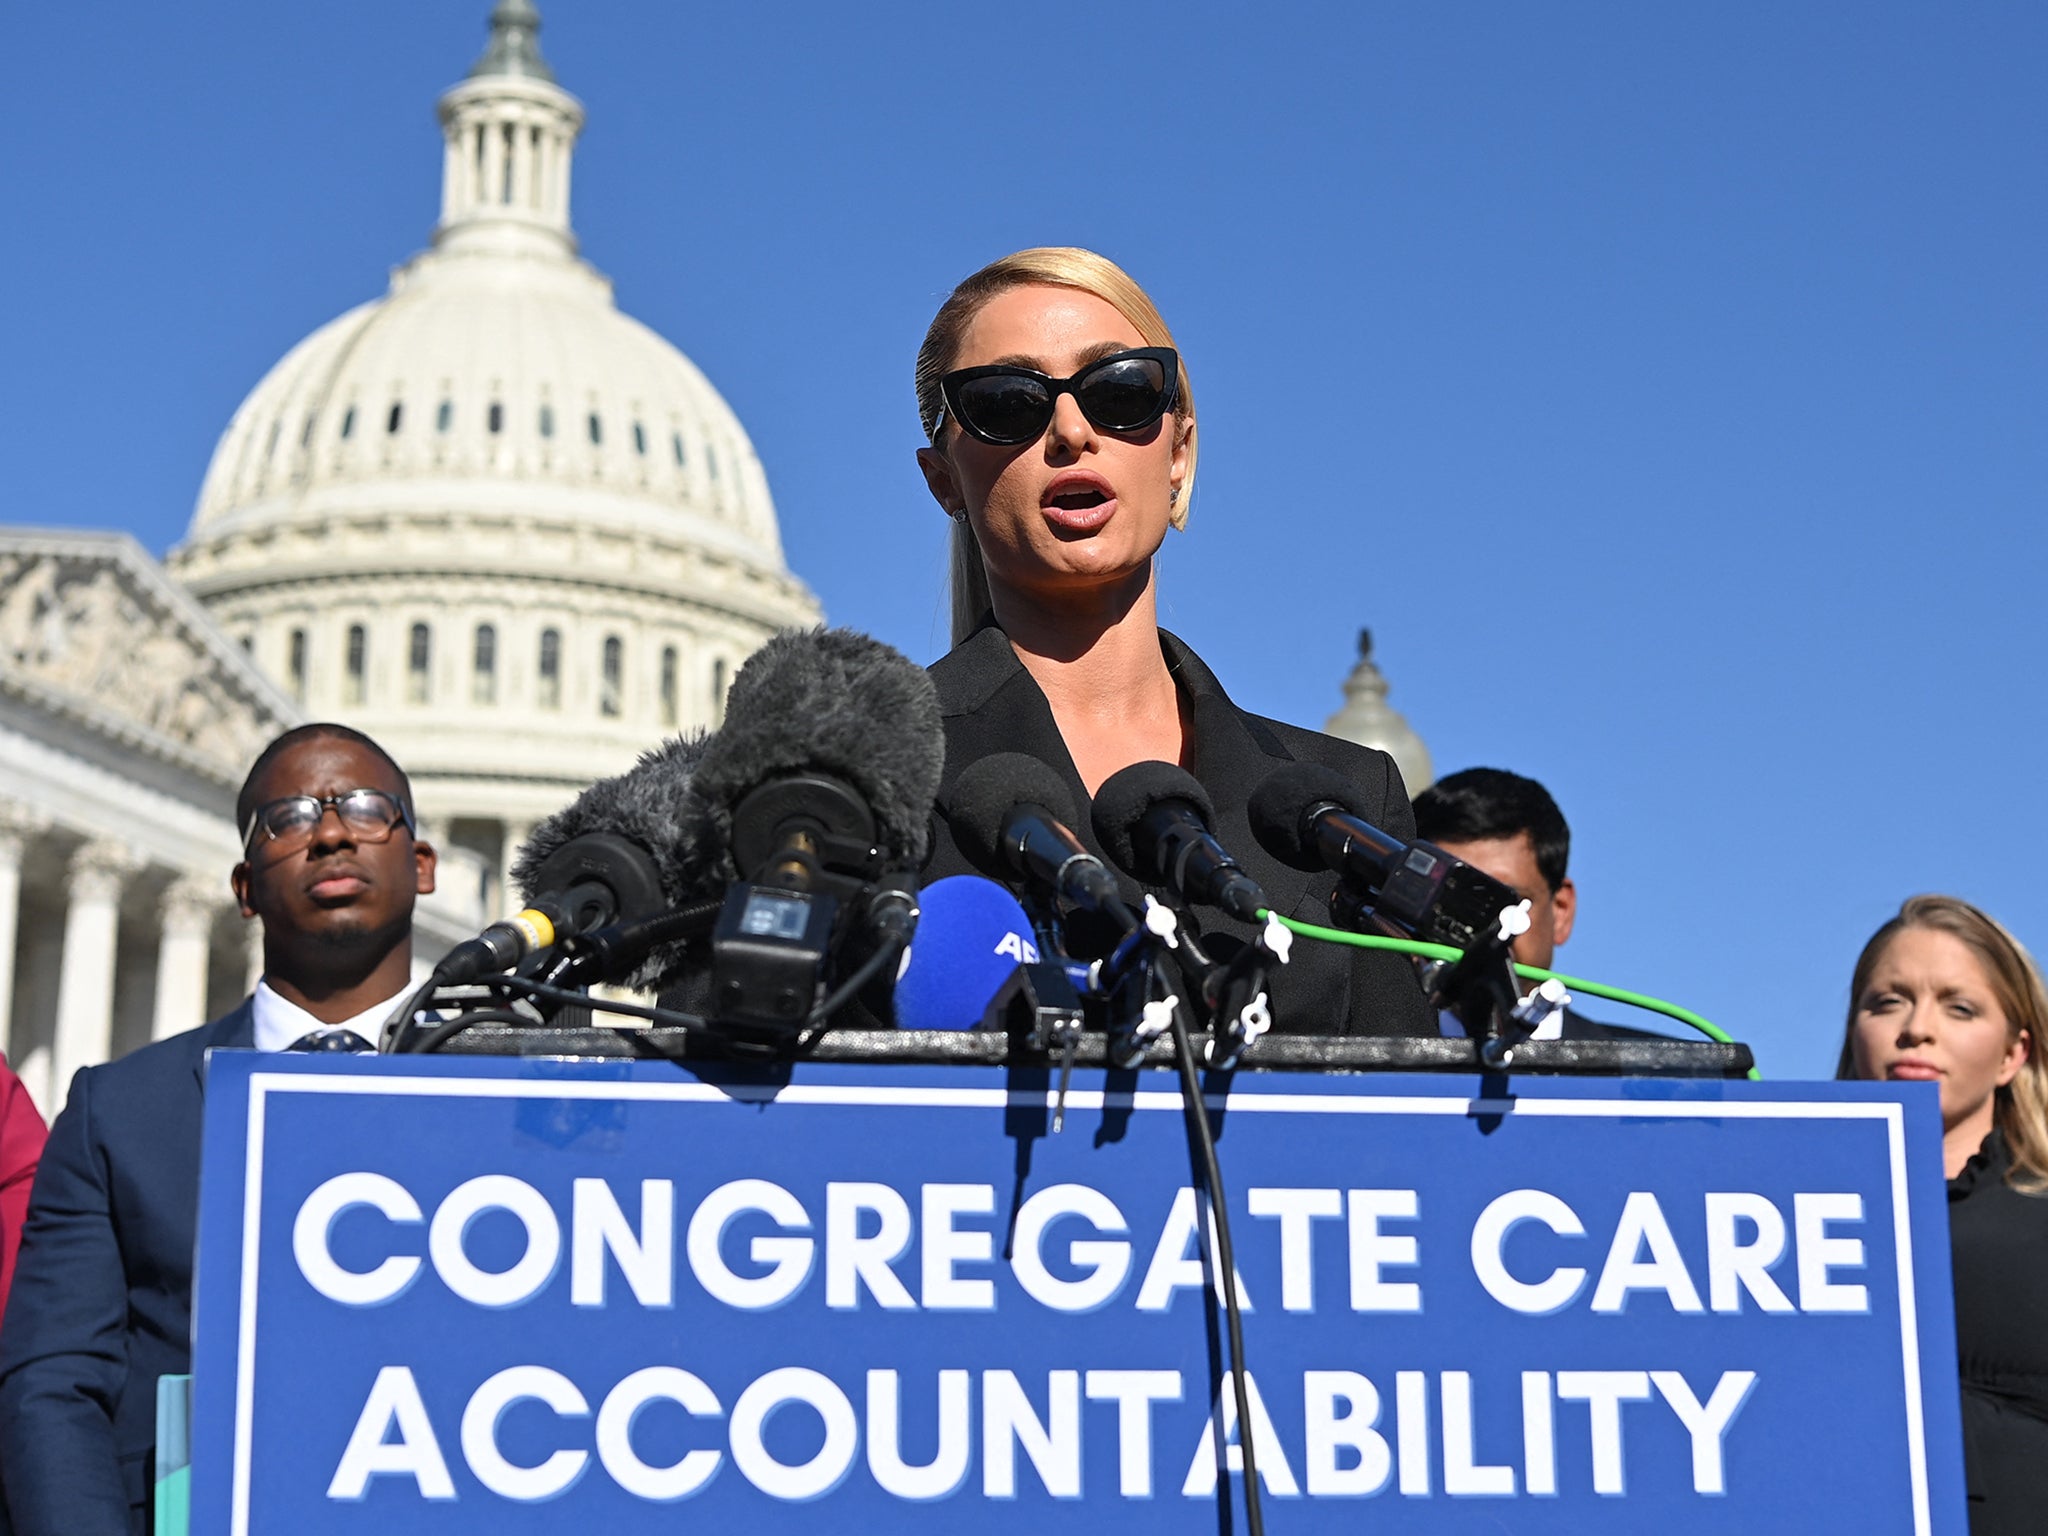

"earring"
[948,507,968,522]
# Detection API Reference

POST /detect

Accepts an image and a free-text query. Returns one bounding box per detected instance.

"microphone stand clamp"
[1422,900,1539,1068]
[1204,911,1293,1069]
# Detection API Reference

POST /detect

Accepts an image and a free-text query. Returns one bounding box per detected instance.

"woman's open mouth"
[1041,476,1116,533]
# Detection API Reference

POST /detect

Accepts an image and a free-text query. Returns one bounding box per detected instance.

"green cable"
[1263,912,1762,1079]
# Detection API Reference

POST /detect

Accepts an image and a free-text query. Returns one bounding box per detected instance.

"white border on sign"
[226,1076,1927,1536]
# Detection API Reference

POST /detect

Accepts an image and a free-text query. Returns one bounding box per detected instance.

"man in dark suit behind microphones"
[1413,767,1662,1041]
[0,724,436,1536]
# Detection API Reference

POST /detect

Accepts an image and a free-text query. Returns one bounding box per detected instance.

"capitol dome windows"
[408,623,432,704]
[387,402,404,435]
[344,625,367,705]
[538,628,562,708]
[671,432,686,467]
[287,628,308,702]
[488,402,504,435]
[659,646,679,729]
[711,657,728,727]
[436,400,453,433]
[600,636,623,717]
[587,412,602,446]
[539,404,554,439]
[632,422,647,456]
[473,624,497,704]
[340,407,356,439]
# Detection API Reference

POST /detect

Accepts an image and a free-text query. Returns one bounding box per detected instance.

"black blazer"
[0,1002,254,1536]
[1947,1129,2048,1534]
[924,625,1434,1036]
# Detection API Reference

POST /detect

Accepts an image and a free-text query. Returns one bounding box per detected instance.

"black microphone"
[434,829,670,986]
[684,627,945,891]
[1091,761,1270,922]
[1247,761,1522,951]
[671,628,944,1031]
[946,753,1137,931]
[504,628,944,1006]
[502,734,711,989]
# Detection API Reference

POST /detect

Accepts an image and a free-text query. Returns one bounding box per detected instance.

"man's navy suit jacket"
[0,1002,254,1536]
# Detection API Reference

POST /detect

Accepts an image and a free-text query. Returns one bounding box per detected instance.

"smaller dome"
[1325,628,1433,794]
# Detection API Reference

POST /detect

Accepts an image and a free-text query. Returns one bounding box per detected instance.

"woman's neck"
[989,567,1186,795]
[1944,1103,1999,1179]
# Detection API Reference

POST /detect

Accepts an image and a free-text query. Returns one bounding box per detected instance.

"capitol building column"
[51,840,143,1110]
[153,876,227,1041]
[499,818,534,917]
[0,805,46,1063]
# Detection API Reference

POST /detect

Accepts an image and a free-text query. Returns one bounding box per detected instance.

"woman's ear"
[916,446,966,521]
[1999,1028,2031,1088]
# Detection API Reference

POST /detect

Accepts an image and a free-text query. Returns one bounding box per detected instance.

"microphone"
[944,753,1136,931]
[1090,761,1270,922]
[1247,761,1522,952]
[501,734,711,989]
[678,628,944,1035]
[686,627,944,886]
[505,628,946,1005]
[891,876,1041,1032]
[435,829,670,986]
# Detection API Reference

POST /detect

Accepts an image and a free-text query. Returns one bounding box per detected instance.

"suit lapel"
[935,625,1323,921]
[191,998,257,1094]
[933,627,1095,850]
[1165,637,1321,925]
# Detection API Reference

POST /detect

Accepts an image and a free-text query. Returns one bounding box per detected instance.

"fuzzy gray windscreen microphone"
[512,732,712,909]
[678,626,945,894]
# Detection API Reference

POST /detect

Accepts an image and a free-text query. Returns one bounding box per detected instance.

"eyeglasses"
[936,347,1181,447]
[243,789,414,852]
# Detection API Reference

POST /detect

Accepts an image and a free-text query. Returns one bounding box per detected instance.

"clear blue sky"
[5,2,2043,1078]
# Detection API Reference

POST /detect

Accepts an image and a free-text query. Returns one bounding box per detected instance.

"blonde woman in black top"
[1841,894,2048,1535]
[912,247,1431,1034]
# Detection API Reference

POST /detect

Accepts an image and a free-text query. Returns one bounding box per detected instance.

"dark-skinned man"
[0,723,435,1536]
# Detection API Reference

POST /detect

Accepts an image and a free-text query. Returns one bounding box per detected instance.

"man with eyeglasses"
[0,724,435,1536]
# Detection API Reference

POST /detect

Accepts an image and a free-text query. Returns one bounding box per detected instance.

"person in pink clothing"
[0,1056,48,1326]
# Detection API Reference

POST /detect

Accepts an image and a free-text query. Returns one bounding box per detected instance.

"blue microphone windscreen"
[894,876,1041,1031]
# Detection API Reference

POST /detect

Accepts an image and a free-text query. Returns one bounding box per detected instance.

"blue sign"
[190,1053,1966,1534]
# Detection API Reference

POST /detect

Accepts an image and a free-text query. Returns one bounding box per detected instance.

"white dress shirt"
[250,979,408,1053]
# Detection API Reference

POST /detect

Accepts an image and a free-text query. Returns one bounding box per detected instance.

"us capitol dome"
[168,0,821,902]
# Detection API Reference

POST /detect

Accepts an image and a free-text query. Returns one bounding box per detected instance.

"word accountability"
[327,1361,1754,1504]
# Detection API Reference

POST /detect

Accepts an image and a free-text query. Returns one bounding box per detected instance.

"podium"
[189,1045,1967,1533]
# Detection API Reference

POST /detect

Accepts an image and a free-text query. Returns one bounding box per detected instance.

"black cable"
[1166,996,1265,1536]
[790,934,908,1054]
[493,973,710,1029]
[397,975,713,1053]
[379,973,445,1052]
[402,1008,538,1055]
[806,933,906,1031]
